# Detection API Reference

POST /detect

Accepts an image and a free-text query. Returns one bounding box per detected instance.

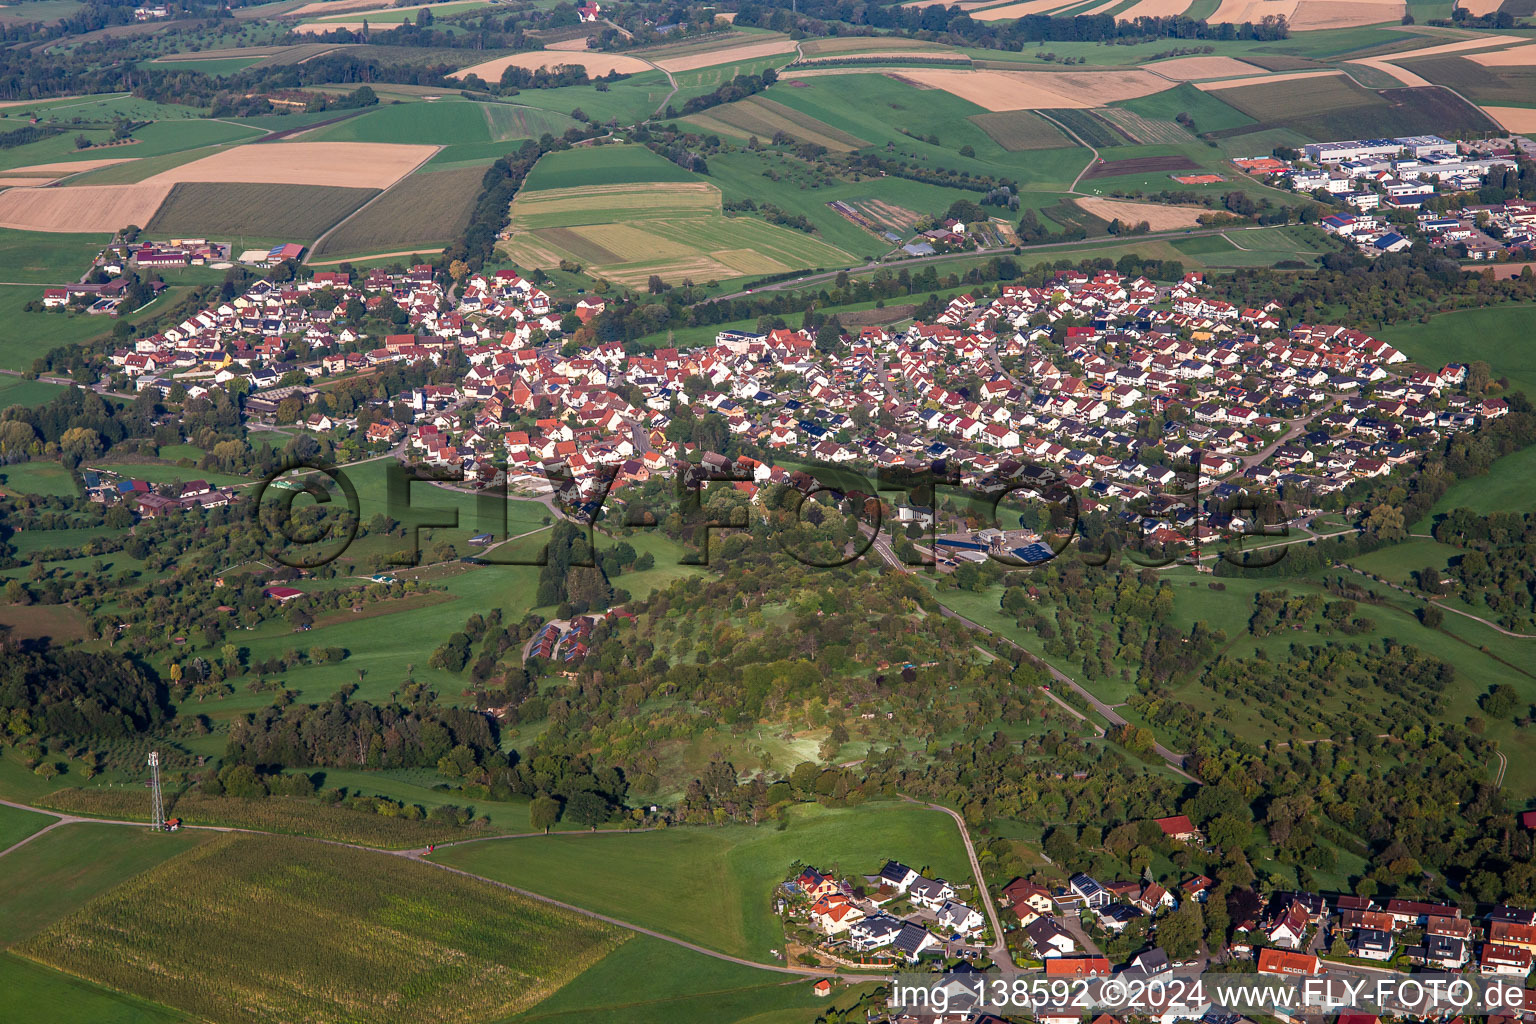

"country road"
[901,796,1013,970]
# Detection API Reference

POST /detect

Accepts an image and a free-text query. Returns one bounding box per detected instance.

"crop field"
[681,94,868,151]
[1117,81,1255,134]
[145,182,377,240]
[0,823,210,946]
[653,37,797,73]
[1094,105,1191,144]
[451,51,652,82]
[481,102,581,142]
[967,109,1071,150]
[1040,107,1131,147]
[504,180,855,287]
[0,183,171,233]
[19,833,628,1024]
[313,97,492,145]
[432,801,972,960]
[310,166,482,258]
[1400,56,1536,107]
[1082,152,1200,180]
[1208,76,1497,140]
[1076,197,1207,229]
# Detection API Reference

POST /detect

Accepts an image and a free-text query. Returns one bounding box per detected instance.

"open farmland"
[0,183,171,232]
[311,166,483,258]
[503,178,854,287]
[450,51,652,82]
[141,141,436,188]
[1082,153,1201,179]
[311,98,492,145]
[18,833,628,1024]
[850,67,1166,110]
[1147,56,1265,80]
[146,182,377,240]
[521,144,696,191]
[1399,56,1536,107]
[1095,106,1192,144]
[653,37,797,72]
[968,109,1072,150]
[1075,197,1210,228]
[1041,108,1132,146]
[1207,75,1497,139]
[481,102,581,142]
[682,94,868,151]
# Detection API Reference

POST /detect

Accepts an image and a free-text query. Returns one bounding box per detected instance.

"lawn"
[432,800,973,962]
[0,823,210,947]
[0,460,78,497]
[19,832,628,1024]
[0,954,188,1024]
[0,282,184,371]
[0,376,69,408]
[0,802,54,853]
[0,228,108,283]
[1414,442,1536,529]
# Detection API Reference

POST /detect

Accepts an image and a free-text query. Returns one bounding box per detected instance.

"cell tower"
[148,751,165,831]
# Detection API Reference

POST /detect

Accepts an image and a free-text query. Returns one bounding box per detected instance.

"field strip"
[309,248,446,265]
[450,51,652,80]
[1116,0,1194,17]
[4,157,138,174]
[1379,32,1525,59]
[1197,68,1344,91]
[306,145,446,260]
[0,182,173,233]
[1147,55,1265,80]
[0,177,62,187]
[1346,56,1432,87]
[651,38,797,72]
[1075,197,1209,229]
[1469,42,1536,66]
[1481,106,1536,132]
[142,141,438,189]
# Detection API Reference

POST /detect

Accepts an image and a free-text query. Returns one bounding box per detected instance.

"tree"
[1363,503,1406,542]
[567,790,610,829]
[1157,899,1203,959]
[530,792,560,833]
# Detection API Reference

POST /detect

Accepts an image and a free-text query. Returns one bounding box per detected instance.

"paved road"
[902,796,1013,970]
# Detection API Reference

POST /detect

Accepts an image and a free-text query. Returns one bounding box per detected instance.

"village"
[63,238,1511,573]
[804,817,1536,1024]
[1237,134,1536,259]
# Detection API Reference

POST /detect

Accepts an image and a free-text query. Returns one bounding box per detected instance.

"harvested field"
[683,94,867,150]
[1209,0,1297,22]
[1075,197,1208,229]
[1386,33,1525,59]
[853,199,924,232]
[1470,43,1536,66]
[1454,0,1504,11]
[1288,0,1403,29]
[450,51,651,81]
[1348,56,1431,87]
[1199,69,1345,91]
[5,157,136,174]
[18,833,628,1024]
[0,177,62,187]
[1082,153,1200,179]
[653,38,796,72]
[1482,105,1536,131]
[970,0,1086,19]
[1150,56,1264,80]
[0,183,170,232]
[968,109,1072,150]
[546,36,589,50]
[1117,0,1194,16]
[289,0,410,14]
[142,141,435,189]
[880,68,1164,110]
[145,182,377,240]
[511,181,718,227]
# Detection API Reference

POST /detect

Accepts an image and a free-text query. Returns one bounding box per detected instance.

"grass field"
[1397,56,1536,108]
[19,832,628,1024]
[1379,303,1536,397]
[311,165,483,258]
[0,823,210,947]
[681,94,868,152]
[0,460,78,496]
[0,228,109,283]
[1041,108,1130,147]
[1415,442,1536,528]
[480,101,583,143]
[522,144,698,191]
[0,954,187,1024]
[0,802,53,853]
[432,801,972,961]
[1117,82,1256,134]
[144,182,378,241]
[0,376,69,408]
[313,97,493,145]
[515,936,846,1024]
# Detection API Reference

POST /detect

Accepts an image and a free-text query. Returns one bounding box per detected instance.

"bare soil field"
[289,0,406,14]
[1199,69,1345,91]
[1149,56,1265,80]
[1075,197,1209,229]
[546,37,590,51]
[1481,105,1536,131]
[450,51,652,80]
[883,67,1164,110]
[1117,0,1194,18]
[0,176,62,187]
[1209,0,1296,23]
[0,182,171,232]
[1288,0,1404,29]
[141,141,435,189]
[1469,43,1536,66]
[1347,55,1431,86]
[653,38,796,72]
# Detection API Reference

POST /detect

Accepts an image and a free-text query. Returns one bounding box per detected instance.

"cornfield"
[19,833,628,1024]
